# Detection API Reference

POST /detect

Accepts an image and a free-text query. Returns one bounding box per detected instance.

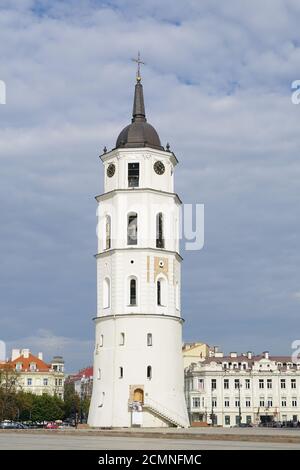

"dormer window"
[29,363,36,371]
[16,363,22,371]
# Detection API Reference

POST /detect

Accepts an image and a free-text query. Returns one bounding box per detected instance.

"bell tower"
[88,66,189,428]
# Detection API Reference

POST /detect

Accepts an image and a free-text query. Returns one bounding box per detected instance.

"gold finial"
[131,51,145,82]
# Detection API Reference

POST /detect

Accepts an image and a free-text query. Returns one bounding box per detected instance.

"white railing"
[144,396,188,428]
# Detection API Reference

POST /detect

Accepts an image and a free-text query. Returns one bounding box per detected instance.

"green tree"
[15,391,34,421]
[63,382,80,419]
[81,397,91,421]
[0,364,20,421]
[31,394,64,422]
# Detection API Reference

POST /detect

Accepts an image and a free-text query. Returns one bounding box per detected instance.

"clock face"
[107,163,116,178]
[154,160,165,175]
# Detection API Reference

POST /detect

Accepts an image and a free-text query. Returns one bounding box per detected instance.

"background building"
[67,366,93,400]
[185,349,300,427]
[182,342,210,369]
[1,349,65,399]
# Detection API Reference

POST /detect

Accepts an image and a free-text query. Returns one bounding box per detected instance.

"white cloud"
[6,329,93,372]
[1,0,300,361]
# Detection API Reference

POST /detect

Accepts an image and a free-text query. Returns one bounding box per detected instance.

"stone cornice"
[95,247,183,262]
[95,187,182,205]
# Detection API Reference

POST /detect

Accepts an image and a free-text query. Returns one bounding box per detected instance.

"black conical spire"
[132,78,146,123]
[115,56,163,151]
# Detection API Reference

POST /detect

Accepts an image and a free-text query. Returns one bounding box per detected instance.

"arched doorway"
[133,388,144,403]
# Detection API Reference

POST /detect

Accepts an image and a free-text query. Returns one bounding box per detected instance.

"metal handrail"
[144,396,187,427]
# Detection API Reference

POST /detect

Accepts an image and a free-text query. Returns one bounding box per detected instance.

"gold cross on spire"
[132,51,145,82]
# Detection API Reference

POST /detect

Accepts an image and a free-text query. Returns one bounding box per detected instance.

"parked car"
[0,421,28,429]
[45,422,59,429]
[58,422,74,429]
[232,423,253,428]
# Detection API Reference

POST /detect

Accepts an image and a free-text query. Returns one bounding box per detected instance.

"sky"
[0,0,300,371]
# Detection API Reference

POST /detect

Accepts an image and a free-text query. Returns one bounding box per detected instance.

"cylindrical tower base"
[88,314,189,428]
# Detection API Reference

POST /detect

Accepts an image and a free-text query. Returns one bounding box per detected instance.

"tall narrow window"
[97,368,101,380]
[147,365,152,380]
[119,367,123,379]
[105,215,111,249]
[130,278,137,306]
[156,213,164,248]
[157,278,166,306]
[127,213,138,245]
[99,334,104,347]
[128,163,139,187]
[119,332,125,346]
[157,280,161,306]
[147,333,152,346]
[103,277,110,308]
[103,278,110,308]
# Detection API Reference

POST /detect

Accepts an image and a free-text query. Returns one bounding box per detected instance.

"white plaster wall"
[88,315,189,428]
[102,148,177,194]
[97,191,180,254]
[89,145,188,428]
[96,250,181,318]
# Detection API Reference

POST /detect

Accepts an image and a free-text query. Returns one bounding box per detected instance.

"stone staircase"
[143,397,188,428]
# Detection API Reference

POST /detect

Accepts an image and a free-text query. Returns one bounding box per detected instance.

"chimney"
[215,352,224,358]
[11,349,21,361]
[230,352,238,358]
[38,352,43,361]
[247,351,252,359]
[21,349,30,358]
[264,351,269,359]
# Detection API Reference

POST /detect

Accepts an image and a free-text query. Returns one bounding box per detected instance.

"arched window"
[119,367,123,378]
[147,365,152,380]
[147,333,152,346]
[157,277,167,306]
[97,368,101,380]
[105,215,111,249]
[127,212,138,245]
[103,278,110,309]
[156,212,164,248]
[129,278,137,306]
[133,388,144,403]
[99,334,104,347]
[119,332,125,346]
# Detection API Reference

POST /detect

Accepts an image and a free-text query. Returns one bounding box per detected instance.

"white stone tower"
[88,69,189,428]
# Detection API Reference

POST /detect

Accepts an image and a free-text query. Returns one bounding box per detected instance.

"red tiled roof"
[67,366,93,382]
[9,353,51,372]
[78,366,93,378]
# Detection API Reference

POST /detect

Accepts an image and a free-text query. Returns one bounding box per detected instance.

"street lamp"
[238,380,242,427]
[210,398,215,427]
[79,377,84,424]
